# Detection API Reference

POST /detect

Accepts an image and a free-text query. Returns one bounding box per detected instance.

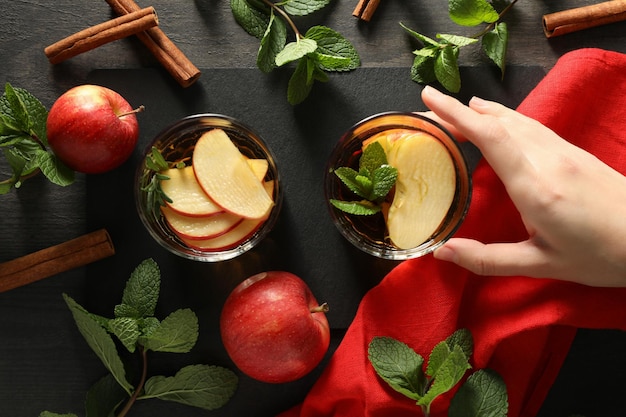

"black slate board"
[84,66,546,416]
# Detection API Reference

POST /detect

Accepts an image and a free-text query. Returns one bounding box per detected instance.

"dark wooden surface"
[2,1,626,416]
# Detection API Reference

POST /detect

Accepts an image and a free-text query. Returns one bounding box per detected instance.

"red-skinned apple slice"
[161,166,224,217]
[162,206,243,240]
[385,132,456,249]
[193,129,273,219]
[183,180,275,251]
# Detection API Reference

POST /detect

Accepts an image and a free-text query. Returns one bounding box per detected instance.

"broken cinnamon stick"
[0,229,115,293]
[105,0,201,88]
[543,0,626,38]
[353,0,381,21]
[45,7,159,64]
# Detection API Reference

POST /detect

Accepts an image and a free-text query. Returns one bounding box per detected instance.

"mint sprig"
[141,146,175,216]
[402,0,516,93]
[368,329,508,417]
[231,0,360,104]
[0,82,74,193]
[41,258,237,417]
[330,141,397,216]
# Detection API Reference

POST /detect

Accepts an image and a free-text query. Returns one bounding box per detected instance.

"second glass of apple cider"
[324,112,472,260]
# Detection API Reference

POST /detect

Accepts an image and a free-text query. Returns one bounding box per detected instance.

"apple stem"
[310,302,329,314]
[117,105,145,119]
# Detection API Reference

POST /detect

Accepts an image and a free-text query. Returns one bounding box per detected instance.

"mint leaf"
[334,167,367,198]
[371,165,398,200]
[449,369,508,417]
[368,336,427,401]
[359,141,387,173]
[418,344,471,409]
[482,22,508,78]
[283,0,330,16]
[108,317,141,353]
[411,53,437,84]
[449,0,499,26]
[330,198,381,215]
[257,11,287,73]
[115,258,160,319]
[85,374,127,417]
[437,33,479,47]
[434,46,461,93]
[287,57,316,105]
[230,0,269,39]
[305,26,360,71]
[39,412,78,417]
[63,294,133,395]
[142,364,238,410]
[276,38,317,66]
[35,150,75,187]
[141,308,199,353]
[446,328,474,358]
[3,83,31,133]
[400,22,439,47]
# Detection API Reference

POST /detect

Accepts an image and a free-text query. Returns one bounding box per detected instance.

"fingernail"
[469,96,488,108]
[433,245,457,263]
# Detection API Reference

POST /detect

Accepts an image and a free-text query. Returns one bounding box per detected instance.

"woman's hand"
[421,86,626,287]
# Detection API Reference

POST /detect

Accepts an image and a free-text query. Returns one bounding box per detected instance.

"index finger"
[420,86,523,179]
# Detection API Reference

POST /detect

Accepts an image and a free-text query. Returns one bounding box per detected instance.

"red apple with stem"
[220,271,330,383]
[47,84,143,174]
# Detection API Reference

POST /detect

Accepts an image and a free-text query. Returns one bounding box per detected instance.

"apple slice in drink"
[160,166,224,217]
[247,158,269,181]
[183,180,275,251]
[193,129,274,219]
[385,132,456,249]
[162,206,243,240]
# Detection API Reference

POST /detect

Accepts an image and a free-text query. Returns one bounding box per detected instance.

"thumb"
[433,238,550,278]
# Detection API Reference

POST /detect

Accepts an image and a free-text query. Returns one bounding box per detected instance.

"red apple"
[220,271,330,383]
[47,84,142,174]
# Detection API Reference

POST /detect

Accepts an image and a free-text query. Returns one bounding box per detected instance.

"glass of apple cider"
[324,112,471,260]
[135,114,282,262]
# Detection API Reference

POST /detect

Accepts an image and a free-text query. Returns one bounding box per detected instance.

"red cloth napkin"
[279,48,626,417]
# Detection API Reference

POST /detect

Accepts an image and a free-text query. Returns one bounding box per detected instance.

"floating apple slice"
[247,158,269,181]
[160,166,224,217]
[183,180,275,251]
[162,206,243,240]
[193,129,274,219]
[361,128,414,154]
[385,132,456,249]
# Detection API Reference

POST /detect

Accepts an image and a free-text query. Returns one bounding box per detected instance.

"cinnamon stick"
[353,0,381,21]
[105,0,201,88]
[45,7,159,64]
[0,229,115,293]
[543,0,626,38]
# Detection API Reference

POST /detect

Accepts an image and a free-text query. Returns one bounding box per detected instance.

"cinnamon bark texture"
[105,0,201,87]
[0,229,115,292]
[543,0,626,37]
[45,7,159,64]
[353,0,381,21]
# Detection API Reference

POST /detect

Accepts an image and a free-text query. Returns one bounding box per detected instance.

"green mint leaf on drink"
[0,83,74,193]
[142,146,174,216]
[230,0,360,104]
[44,258,237,417]
[142,364,238,410]
[330,141,397,215]
[368,329,508,417]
